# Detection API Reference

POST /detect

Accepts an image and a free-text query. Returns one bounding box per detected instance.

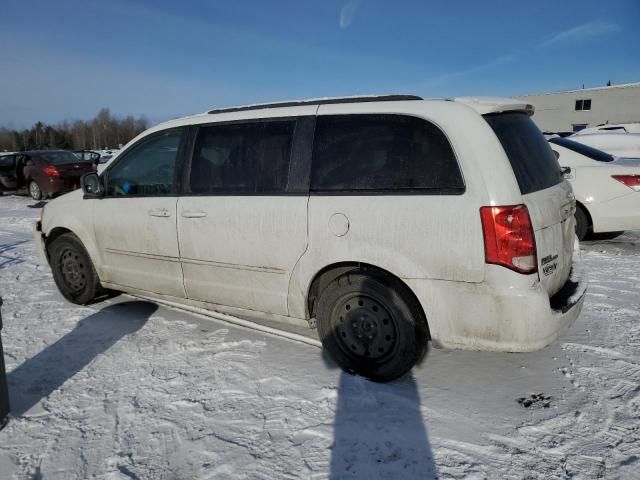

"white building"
[517,82,640,133]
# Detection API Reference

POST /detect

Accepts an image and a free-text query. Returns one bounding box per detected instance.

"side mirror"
[81,173,104,196]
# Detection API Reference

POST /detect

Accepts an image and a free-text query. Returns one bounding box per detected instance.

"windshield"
[34,151,86,164]
[548,137,614,162]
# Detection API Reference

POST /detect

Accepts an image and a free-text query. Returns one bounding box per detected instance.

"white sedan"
[549,137,640,240]
[567,132,640,158]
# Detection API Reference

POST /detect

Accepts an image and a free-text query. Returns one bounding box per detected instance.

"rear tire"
[574,205,590,241]
[49,233,106,305]
[316,272,428,382]
[28,181,42,201]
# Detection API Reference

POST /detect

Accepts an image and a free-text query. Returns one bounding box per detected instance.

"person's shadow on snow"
[322,273,437,479]
[327,364,438,479]
[7,301,154,417]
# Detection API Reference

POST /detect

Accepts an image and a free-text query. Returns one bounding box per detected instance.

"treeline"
[0,108,149,152]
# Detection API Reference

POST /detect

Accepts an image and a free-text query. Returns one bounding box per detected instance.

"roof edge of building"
[517,82,640,98]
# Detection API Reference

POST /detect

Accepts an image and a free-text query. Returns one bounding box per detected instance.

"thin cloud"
[540,20,619,48]
[339,0,360,29]
[420,54,517,89]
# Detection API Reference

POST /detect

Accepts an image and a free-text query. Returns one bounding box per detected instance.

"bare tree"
[0,109,149,151]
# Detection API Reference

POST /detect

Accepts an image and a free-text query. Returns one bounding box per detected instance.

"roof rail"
[207,95,423,114]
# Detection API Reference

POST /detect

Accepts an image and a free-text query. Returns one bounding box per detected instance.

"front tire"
[28,180,42,201]
[316,272,428,382]
[49,233,105,304]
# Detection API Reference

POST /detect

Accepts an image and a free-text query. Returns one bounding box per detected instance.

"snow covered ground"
[0,194,638,479]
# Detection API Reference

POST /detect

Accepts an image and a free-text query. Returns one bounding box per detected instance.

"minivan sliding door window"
[188,120,295,194]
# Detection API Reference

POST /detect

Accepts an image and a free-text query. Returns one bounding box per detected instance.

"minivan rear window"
[311,114,464,193]
[485,113,562,195]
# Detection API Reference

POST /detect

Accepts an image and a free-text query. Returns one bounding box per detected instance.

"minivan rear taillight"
[43,165,60,177]
[612,174,640,192]
[480,205,537,274]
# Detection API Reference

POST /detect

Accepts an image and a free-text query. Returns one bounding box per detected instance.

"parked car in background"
[22,150,96,200]
[96,149,120,163]
[74,150,101,163]
[549,137,640,240]
[36,95,586,382]
[0,152,24,194]
[572,123,640,136]
[567,133,640,159]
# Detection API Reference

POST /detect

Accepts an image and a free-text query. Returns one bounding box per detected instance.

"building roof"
[520,82,640,98]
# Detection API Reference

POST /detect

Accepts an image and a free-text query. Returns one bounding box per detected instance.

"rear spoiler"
[452,97,535,116]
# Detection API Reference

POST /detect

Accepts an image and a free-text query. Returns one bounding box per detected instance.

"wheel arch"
[43,227,75,261]
[43,225,102,278]
[306,261,431,339]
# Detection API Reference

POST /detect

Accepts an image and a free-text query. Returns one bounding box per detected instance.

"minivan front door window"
[106,130,181,196]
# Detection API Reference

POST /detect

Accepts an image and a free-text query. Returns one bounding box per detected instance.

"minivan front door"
[93,128,186,298]
[177,114,314,315]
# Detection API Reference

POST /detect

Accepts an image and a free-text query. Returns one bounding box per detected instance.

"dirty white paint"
[37,97,584,350]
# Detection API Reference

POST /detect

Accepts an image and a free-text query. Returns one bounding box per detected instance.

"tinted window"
[0,155,15,168]
[310,114,464,193]
[106,129,182,196]
[33,151,82,165]
[485,113,562,194]
[549,137,614,162]
[189,120,294,194]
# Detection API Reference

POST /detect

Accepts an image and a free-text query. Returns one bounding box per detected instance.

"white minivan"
[35,95,587,382]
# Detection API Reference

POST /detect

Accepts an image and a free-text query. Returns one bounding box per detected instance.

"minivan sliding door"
[177,111,314,316]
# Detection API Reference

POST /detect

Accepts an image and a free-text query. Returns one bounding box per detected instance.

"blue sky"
[1,0,639,127]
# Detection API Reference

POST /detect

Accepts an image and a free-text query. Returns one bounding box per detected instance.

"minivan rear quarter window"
[485,112,562,195]
[310,114,464,193]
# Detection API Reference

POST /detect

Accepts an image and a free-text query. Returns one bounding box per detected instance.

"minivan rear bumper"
[405,259,587,352]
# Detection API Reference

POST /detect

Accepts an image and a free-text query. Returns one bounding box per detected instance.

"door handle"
[182,211,207,218]
[148,208,170,218]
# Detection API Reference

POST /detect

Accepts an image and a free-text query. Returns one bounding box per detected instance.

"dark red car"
[0,150,95,200]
